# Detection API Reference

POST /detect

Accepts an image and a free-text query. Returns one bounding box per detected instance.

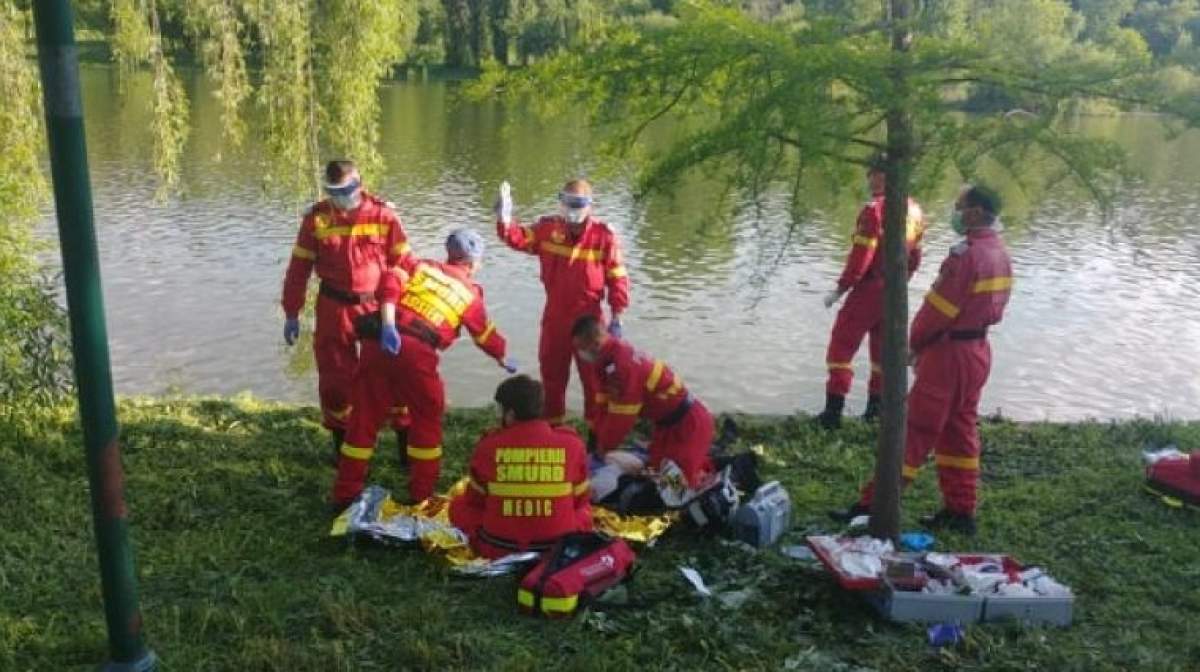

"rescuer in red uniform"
[831,185,1013,535]
[571,315,714,490]
[494,179,630,432]
[449,375,593,559]
[282,160,416,459]
[817,157,925,428]
[331,229,516,507]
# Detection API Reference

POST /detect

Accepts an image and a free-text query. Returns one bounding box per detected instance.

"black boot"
[395,429,409,468]
[919,509,977,536]
[713,416,739,455]
[815,393,845,430]
[862,395,881,422]
[330,428,345,466]
[828,501,870,523]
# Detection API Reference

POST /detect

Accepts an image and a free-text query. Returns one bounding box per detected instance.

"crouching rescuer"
[449,375,593,559]
[331,229,516,508]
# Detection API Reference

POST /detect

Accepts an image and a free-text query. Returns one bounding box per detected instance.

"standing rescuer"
[572,315,715,491]
[817,156,926,428]
[282,160,416,459]
[495,179,630,434]
[832,185,1013,535]
[331,229,517,507]
[449,375,593,559]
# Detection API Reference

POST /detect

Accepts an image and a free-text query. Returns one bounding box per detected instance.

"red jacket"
[837,195,926,292]
[462,420,592,546]
[378,259,507,360]
[282,193,414,318]
[497,215,630,319]
[911,227,1013,352]
[592,338,691,451]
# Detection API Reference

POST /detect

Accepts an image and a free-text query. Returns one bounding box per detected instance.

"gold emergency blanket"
[330,479,676,576]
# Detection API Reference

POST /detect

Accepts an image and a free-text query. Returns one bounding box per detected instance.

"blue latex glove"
[900,532,935,552]
[502,356,519,374]
[381,323,402,355]
[283,318,300,345]
[608,318,622,339]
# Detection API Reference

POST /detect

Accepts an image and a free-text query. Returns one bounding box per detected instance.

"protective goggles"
[559,193,593,209]
[323,178,361,198]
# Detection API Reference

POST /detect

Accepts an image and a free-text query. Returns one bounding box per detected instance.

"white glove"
[495,181,513,224]
[823,288,845,309]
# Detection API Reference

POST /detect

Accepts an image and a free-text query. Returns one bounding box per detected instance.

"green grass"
[2,397,1198,671]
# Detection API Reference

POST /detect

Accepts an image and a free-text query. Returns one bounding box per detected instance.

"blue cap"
[446,228,485,262]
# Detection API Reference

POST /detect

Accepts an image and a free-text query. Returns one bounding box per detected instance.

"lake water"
[42,66,1200,421]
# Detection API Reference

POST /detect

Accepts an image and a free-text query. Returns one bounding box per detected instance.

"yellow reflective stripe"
[313,223,387,240]
[403,291,462,329]
[468,478,487,494]
[340,443,374,460]
[392,241,412,257]
[540,594,579,613]
[645,361,665,392]
[420,265,478,307]
[902,464,921,479]
[327,405,353,421]
[608,402,643,416]
[826,362,854,371]
[573,480,591,496]
[925,290,960,319]
[972,276,1013,294]
[607,265,627,279]
[474,321,497,345]
[936,454,980,471]
[292,245,316,260]
[852,234,879,249]
[540,241,603,262]
[517,589,535,608]
[487,482,573,497]
[407,445,443,461]
[516,588,578,614]
[906,215,924,242]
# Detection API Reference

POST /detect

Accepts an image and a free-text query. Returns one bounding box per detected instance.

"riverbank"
[2,397,1197,671]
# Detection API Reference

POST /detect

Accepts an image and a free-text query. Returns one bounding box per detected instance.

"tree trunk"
[868,0,914,543]
[489,0,510,65]
[442,0,474,67]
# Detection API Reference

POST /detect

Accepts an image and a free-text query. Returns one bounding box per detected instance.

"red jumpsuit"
[497,216,630,426]
[332,259,508,505]
[825,195,925,397]
[281,194,415,431]
[449,419,592,559]
[592,338,714,489]
[858,227,1013,515]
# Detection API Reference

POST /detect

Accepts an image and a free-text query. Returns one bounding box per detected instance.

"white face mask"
[563,207,588,225]
[331,193,361,211]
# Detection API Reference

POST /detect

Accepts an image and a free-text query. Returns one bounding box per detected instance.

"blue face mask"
[951,210,966,236]
[325,178,362,211]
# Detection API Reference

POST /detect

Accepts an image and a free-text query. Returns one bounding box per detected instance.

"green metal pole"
[31,2,157,670]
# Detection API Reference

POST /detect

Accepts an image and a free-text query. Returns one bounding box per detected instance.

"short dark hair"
[325,160,357,185]
[494,375,544,421]
[571,314,604,340]
[964,185,1001,216]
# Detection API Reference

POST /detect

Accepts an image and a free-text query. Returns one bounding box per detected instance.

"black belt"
[949,330,987,341]
[478,529,556,553]
[320,282,376,305]
[656,394,694,428]
[398,322,442,349]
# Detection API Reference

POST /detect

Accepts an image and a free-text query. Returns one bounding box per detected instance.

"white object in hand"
[823,288,844,308]
[496,180,513,224]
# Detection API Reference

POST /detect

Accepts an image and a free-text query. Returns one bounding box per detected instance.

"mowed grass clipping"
[2,397,1198,671]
